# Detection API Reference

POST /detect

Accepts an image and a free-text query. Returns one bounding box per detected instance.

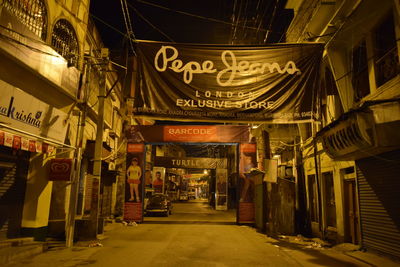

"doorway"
[343,168,359,244]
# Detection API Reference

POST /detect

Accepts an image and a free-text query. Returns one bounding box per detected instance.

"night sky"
[89,0,292,53]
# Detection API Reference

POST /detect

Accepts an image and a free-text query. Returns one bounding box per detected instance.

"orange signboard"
[164,126,217,142]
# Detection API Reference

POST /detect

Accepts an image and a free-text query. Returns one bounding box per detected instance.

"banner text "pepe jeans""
[154,46,301,86]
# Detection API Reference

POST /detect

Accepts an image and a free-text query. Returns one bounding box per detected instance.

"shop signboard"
[48,158,73,181]
[125,125,250,143]
[0,80,69,143]
[154,157,227,169]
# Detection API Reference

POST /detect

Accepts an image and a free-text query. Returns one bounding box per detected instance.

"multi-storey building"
[0,0,124,244]
[285,0,400,259]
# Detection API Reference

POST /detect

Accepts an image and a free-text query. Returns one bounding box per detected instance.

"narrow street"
[5,200,398,267]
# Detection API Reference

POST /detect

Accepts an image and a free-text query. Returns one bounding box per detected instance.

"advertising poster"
[264,159,278,183]
[216,168,228,211]
[152,167,166,194]
[48,158,73,181]
[238,143,257,223]
[133,41,323,123]
[124,143,145,222]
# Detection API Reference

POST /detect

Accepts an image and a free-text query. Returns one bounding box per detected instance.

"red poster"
[127,143,144,153]
[42,143,48,153]
[35,141,42,152]
[12,136,21,149]
[0,131,4,145]
[240,143,257,153]
[21,137,29,151]
[48,158,73,181]
[238,143,257,223]
[124,202,143,222]
[125,152,144,222]
[4,132,13,147]
[29,140,36,152]
[238,202,255,223]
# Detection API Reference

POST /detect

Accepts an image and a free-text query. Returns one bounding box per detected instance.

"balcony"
[319,100,400,160]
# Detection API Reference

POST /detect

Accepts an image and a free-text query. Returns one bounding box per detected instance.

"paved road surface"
[6,200,400,267]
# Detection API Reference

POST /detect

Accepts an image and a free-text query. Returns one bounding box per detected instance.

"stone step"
[0,237,35,248]
[0,238,46,266]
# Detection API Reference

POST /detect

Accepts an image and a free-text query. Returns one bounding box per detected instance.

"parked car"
[179,192,188,201]
[145,193,172,216]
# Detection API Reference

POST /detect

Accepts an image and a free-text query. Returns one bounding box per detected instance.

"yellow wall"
[21,152,55,228]
[302,139,354,241]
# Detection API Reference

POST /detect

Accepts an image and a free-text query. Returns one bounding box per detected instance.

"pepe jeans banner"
[133,41,323,123]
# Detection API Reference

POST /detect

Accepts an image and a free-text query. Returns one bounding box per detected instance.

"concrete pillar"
[21,153,54,241]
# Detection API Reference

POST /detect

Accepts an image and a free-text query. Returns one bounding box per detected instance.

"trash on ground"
[88,242,103,247]
[127,221,137,226]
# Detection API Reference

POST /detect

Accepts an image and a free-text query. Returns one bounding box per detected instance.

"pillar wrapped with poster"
[238,143,257,223]
[124,143,145,222]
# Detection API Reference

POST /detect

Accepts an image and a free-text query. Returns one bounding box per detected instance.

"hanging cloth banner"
[133,41,324,123]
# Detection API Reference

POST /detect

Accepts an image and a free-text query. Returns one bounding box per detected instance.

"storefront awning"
[0,123,75,153]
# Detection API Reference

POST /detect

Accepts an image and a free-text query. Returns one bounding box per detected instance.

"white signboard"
[264,159,278,183]
[0,80,68,143]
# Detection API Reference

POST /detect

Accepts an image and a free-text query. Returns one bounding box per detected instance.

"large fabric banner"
[133,41,323,123]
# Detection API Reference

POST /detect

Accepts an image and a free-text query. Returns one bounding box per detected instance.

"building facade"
[285,0,400,259]
[0,0,124,243]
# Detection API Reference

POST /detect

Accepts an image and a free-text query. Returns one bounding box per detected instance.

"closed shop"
[356,149,400,258]
[0,146,29,240]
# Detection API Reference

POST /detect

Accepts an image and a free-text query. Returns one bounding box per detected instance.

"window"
[3,0,47,40]
[352,40,370,102]
[51,19,79,67]
[323,172,336,228]
[373,13,399,87]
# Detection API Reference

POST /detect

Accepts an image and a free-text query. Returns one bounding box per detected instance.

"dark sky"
[90,0,292,54]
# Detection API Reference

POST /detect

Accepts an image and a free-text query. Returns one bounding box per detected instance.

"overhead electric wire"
[90,14,129,38]
[129,4,175,42]
[256,1,273,42]
[120,0,137,55]
[240,0,250,41]
[232,0,244,43]
[135,0,269,33]
[230,0,238,44]
[264,0,279,43]
[90,1,298,45]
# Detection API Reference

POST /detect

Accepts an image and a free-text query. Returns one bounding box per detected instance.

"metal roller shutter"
[356,149,400,258]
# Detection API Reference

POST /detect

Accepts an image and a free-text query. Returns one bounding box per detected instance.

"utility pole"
[66,61,90,247]
[90,49,109,238]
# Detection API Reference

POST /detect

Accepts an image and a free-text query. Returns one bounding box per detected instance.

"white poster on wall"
[264,159,278,183]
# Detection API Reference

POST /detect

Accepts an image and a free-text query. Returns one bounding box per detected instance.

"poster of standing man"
[152,167,166,194]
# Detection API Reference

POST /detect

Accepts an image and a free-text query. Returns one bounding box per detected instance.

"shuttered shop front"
[356,149,400,258]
